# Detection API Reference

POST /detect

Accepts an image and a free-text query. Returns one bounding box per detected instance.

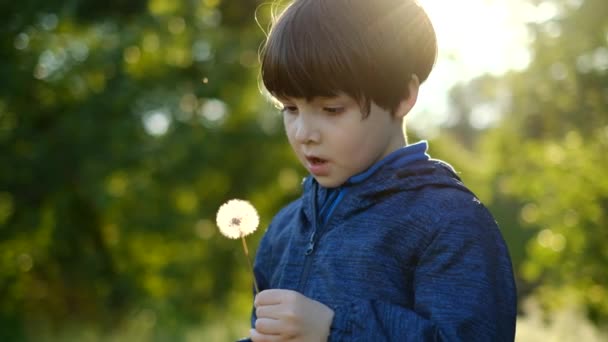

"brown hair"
[260,0,437,116]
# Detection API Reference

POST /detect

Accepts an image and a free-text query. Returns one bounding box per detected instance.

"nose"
[294,113,320,144]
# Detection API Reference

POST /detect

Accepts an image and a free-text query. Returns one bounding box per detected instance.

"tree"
[435,0,608,325]
[0,0,301,339]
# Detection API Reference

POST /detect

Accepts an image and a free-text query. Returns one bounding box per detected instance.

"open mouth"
[307,156,327,165]
[305,156,329,176]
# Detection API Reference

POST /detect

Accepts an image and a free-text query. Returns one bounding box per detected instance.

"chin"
[314,177,345,189]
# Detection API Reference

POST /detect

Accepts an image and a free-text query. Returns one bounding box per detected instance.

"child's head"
[260,0,437,115]
[260,0,437,188]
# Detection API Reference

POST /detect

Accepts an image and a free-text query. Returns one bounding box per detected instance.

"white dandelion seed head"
[216,199,259,239]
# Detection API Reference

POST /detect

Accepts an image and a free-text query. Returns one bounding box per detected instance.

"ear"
[394,74,420,119]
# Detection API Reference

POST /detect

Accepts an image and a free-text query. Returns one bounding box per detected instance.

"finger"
[255,289,292,307]
[250,328,281,342]
[255,304,282,320]
[254,317,283,335]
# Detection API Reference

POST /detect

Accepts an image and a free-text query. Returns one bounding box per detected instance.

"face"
[280,94,406,188]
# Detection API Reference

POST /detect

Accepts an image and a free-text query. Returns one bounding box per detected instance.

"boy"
[248,0,517,341]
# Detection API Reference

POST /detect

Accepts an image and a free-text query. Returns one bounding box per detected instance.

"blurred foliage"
[432,0,608,328]
[0,0,304,340]
[1,0,607,340]
[515,296,608,341]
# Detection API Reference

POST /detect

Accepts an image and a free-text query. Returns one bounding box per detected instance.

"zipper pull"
[305,232,316,255]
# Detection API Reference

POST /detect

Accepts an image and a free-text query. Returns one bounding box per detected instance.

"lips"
[306,156,325,164]
[304,155,329,176]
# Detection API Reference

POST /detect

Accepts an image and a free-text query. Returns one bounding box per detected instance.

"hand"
[251,289,334,342]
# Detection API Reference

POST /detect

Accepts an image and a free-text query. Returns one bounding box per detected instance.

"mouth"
[306,156,327,165]
[305,156,330,176]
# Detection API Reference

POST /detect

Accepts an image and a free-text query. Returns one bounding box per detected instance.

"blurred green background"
[0,0,606,340]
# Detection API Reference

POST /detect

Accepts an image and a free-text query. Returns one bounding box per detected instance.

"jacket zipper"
[298,183,340,291]
[299,228,320,291]
[305,231,316,255]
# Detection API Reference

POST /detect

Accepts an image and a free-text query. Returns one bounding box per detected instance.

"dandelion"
[216,199,259,239]
[216,199,260,293]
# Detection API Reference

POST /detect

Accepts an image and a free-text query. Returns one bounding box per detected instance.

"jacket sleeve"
[328,209,517,342]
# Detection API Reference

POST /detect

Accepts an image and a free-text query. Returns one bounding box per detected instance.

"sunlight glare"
[411,0,531,134]
[143,110,171,136]
[419,0,530,76]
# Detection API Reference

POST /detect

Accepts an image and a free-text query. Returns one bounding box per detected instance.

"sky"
[410,0,552,136]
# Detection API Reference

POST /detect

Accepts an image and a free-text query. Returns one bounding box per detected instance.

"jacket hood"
[300,145,475,223]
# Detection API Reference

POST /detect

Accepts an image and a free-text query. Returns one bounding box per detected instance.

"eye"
[280,105,299,115]
[324,106,345,115]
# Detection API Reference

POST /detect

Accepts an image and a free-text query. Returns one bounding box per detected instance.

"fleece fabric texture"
[250,142,517,341]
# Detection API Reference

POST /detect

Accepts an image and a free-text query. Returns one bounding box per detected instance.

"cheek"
[284,121,301,152]
[283,118,295,139]
[335,128,380,162]
[333,124,366,150]
[331,134,367,166]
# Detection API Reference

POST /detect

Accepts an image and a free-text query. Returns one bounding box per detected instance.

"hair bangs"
[261,1,365,103]
[260,0,437,116]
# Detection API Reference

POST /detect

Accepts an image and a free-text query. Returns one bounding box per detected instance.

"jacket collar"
[300,141,473,223]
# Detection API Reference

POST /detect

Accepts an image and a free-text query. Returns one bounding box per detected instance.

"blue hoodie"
[250,141,517,341]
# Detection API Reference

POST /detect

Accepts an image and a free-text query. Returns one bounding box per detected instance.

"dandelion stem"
[241,235,259,294]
